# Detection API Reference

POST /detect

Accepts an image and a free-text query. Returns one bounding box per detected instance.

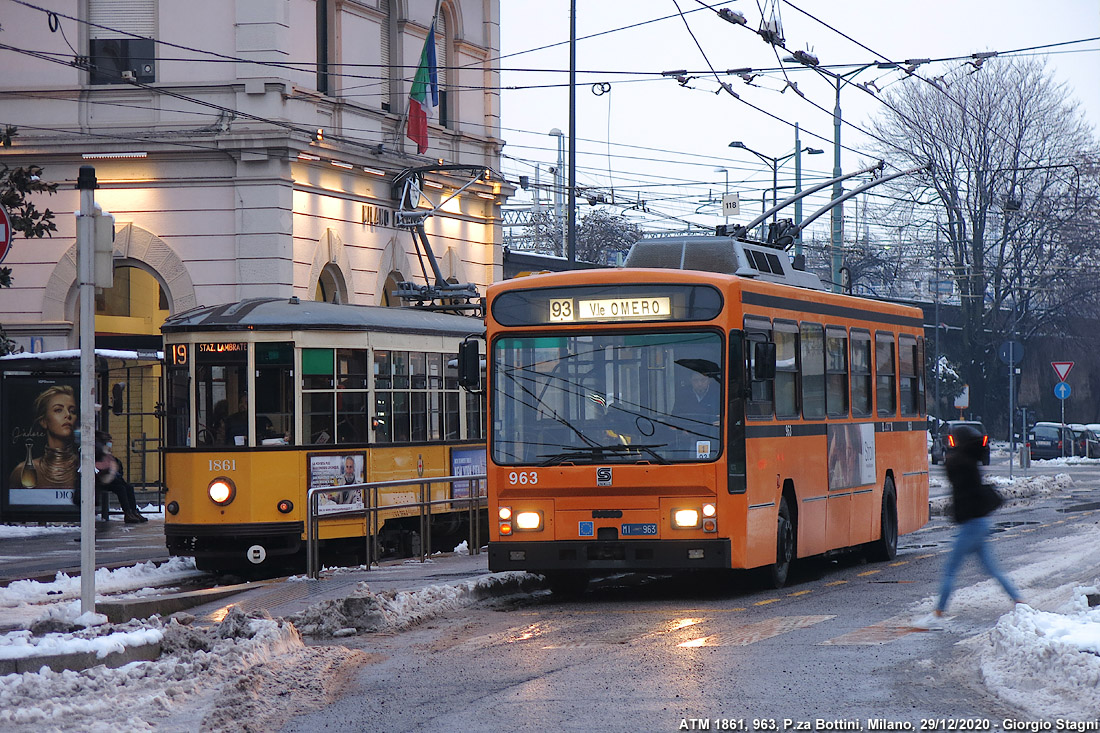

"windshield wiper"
[538,443,669,466]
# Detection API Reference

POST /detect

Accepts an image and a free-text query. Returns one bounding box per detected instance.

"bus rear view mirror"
[753,342,776,381]
[458,339,481,390]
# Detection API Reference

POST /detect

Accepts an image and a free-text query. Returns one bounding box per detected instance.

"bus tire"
[869,478,898,562]
[545,573,588,596]
[765,496,795,589]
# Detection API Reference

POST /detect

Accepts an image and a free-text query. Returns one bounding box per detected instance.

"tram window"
[373,392,392,442]
[466,391,484,440]
[166,366,190,447]
[875,332,897,417]
[445,391,460,440]
[374,351,392,389]
[745,319,774,419]
[899,335,920,417]
[774,321,799,419]
[196,346,247,447]
[410,392,427,441]
[337,390,369,443]
[850,330,872,418]
[392,391,411,442]
[800,322,825,419]
[427,353,443,389]
[410,352,427,390]
[304,392,335,444]
[302,348,334,389]
[256,342,293,445]
[393,352,410,389]
[337,349,369,390]
[825,327,849,418]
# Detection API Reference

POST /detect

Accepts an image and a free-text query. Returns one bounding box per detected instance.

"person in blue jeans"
[932,423,1023,621]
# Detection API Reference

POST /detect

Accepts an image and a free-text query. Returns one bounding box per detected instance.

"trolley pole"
[76,166,97,615]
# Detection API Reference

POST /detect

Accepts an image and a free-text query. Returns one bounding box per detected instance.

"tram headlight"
[208,477,236,506]
[702,503,716,518]
[498,506,512,521]
[515,511,543,531]
[166,501,179,515]
[277,499,294,514]
[672,508,701,529]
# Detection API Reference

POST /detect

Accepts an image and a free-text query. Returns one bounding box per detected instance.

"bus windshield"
[491,331,723,465]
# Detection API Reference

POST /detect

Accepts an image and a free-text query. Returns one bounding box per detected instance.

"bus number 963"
[509,471,538,485]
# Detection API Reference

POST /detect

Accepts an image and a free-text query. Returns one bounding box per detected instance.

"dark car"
[1027,422,1076,460]
[931,420,990,465]
[1069,425,1100,458]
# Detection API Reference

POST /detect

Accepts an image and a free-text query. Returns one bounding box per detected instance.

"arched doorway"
[315,264,347,304]
[381,270,405,307]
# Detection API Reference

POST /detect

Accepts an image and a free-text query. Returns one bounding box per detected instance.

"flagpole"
[403,0,444,154]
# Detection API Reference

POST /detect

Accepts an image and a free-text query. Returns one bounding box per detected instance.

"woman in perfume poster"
[8,385,79,490]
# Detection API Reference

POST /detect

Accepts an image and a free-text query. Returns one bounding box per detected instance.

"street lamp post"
[549,128,564,256]
[728,140,822,235]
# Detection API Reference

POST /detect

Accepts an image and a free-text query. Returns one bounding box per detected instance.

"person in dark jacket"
[94,431,148,523]
[929,423,1022,622]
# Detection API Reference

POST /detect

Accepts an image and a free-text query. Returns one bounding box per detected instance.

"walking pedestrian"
[919,423,1023,627]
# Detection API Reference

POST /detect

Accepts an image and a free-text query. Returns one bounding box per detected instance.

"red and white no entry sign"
[0,203,12,264]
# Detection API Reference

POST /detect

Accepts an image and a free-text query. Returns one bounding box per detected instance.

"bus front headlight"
[208,477,236,506]
[515,511,543,531]
[673,508,701,529]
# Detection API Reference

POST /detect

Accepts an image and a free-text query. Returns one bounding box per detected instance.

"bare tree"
[521,207,644,264]
[869,56,1099,426]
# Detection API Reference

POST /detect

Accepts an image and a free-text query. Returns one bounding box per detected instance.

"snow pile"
[0,557,200,608]
[0,625,163,661]
[289,570,542,637]
[0,607,357,732]
[973,585,1100,718]
[929,472,1072,516]
[0,524,79,540]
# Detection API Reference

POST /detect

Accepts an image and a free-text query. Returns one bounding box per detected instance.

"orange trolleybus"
[478,237,929,593]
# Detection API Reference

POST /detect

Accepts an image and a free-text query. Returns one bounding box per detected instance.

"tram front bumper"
[165,521,304,562]
[488,539,731,573]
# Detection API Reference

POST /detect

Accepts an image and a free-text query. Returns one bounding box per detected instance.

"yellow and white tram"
[161,297,485,573]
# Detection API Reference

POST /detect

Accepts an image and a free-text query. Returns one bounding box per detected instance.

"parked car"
[930,420,990,465]
[1027,422,1076,460]
[1068,424,1100,458]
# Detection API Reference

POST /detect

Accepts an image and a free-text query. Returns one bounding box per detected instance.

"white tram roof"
[160,297,484,337]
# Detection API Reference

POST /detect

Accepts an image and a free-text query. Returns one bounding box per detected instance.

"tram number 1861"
[209,459,237,472]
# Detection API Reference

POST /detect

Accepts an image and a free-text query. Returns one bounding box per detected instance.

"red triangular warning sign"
[1051,361,1074,381]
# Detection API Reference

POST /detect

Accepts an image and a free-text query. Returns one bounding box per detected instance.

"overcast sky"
[497,0,1100,236]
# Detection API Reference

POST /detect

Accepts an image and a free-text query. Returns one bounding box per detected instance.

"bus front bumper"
[488,539,731,573]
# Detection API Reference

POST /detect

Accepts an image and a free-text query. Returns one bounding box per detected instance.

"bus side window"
[899,335,920,417]
[773,321,799,419]
[876,332,897,417]
[850,330,872,418]
[744,317,774,419]
[825,326,849,418]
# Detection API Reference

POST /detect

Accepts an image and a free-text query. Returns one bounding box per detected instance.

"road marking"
[695,615,835,647]
[787,589,812,597]
[857,569,881,577]
[819,618,925,646]
[754,598,781,606]
[914,553,937,560]
[889,561,909,567]
[825,580,847,586]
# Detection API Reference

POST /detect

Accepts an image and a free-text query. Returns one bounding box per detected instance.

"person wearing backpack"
[922,423,1023,626]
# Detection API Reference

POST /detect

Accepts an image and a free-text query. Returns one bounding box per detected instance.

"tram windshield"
[491,331,723,465]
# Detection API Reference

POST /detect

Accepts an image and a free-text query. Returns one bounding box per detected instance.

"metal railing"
[306,473,487,579]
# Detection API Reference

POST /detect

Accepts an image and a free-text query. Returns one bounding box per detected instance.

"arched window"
[315,264,347,304]
[381,271,404,307]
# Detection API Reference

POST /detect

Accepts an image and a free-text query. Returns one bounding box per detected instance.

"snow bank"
[0,557,200,608]
[929,472,1073,516]
[974,585,1100,719]
[289,570,542,636]
[0,524,78,540]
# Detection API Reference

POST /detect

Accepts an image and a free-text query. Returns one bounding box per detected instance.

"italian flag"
[406,22,438,154]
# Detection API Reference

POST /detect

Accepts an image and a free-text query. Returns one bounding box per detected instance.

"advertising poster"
[2,375,81,516]
[451,447,487,508]
[308,452,366,515]
[827,423,877,490]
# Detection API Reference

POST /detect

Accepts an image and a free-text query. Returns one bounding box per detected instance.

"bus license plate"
[621,523,657,536]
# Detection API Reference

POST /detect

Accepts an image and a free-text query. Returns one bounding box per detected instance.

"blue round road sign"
[1055,381,1071,400]
[999,340,1024,365]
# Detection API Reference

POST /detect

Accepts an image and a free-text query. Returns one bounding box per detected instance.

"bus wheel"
[869,479,898,562]
[765,496,795,589]
[545,573,588,596]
